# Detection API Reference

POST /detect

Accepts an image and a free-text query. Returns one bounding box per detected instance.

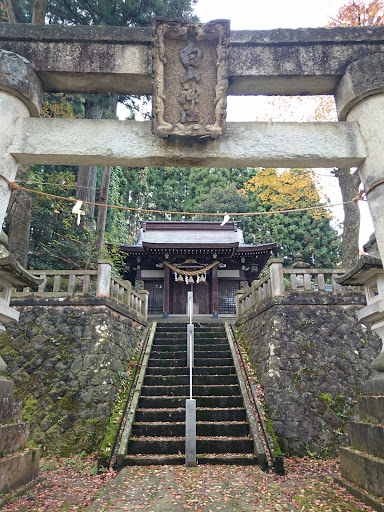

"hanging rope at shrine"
[0,172,370,220]
[163,260,219,276]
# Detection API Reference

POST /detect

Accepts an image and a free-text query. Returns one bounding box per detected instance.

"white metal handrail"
[185,291,196,467]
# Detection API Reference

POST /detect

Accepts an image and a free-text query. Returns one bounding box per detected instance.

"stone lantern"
[337,245,384,395]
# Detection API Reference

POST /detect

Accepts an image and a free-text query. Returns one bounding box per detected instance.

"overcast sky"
[193,0,343,30]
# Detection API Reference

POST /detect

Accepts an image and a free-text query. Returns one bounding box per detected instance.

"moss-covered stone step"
[140,384,241,397]
[122,453,258,466]
[147,357,234,367]
[358,396,384,424]
[123,454,185,465]
[195,357,234,366]
[340,446,384,498]
[0,422,29,457]
[149,349,232,360]
[150,350,187,359]
[194,333,228,339]
[143,374,237,387]
[138,395,243,409]
[195,350,232,358]
[154,334,228,341]
[156,324,223,331]
[145,365,235,376]
[135,407,246,423]
[132,421,250,437]
[127,437,254,455]
[350,421,384,459]
[196,454,258,465]
[152,340,229,349]
[151,345,231,355]
[154,330,228,343]
[147,358,186,367]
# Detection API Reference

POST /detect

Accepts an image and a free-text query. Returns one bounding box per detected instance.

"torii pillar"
[0,51,42,493]
[0,50,43,229]
[335,54,384,507]
[336,53,384,262]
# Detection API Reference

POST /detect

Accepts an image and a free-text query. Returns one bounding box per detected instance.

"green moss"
[99,329,148,467]
[60,393,80,413]
[265,419,282,457]
[22,398,39,422]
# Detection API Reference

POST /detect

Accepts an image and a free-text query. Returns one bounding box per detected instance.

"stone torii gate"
[0,22,383,253]
[0,21,384,499]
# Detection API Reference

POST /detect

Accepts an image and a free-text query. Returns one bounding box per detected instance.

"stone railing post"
[123,280,132,308]
[96,259,112,298]
[268,258,285,297]
[235,289,244,322]
[137,289,149,321]
[250,280,259,305]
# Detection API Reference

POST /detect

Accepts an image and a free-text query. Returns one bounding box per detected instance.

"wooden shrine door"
[171,281,210,314]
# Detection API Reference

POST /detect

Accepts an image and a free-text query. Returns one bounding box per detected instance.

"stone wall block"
[0,303,145,454]
[238,293,381,455]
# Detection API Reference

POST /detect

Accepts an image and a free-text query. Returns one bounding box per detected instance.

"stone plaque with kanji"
[152,19,230,138]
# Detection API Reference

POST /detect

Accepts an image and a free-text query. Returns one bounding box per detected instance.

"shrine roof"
[119,221,275,256]
[137,221,244,246]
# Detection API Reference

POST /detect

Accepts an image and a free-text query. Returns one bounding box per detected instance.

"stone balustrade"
[284,268,345,292]
[236,259,350,321]
[12,260,148,322]
[14,269,98,296]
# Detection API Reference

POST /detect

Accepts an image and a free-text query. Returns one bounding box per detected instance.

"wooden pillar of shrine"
[211,264,219,318]
[163,265,170,318]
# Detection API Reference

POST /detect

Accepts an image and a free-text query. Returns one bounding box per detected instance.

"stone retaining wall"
[236,292,381,456]
[0,300,147,455]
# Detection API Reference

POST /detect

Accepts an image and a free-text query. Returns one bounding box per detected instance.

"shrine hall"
[119,221,275,317]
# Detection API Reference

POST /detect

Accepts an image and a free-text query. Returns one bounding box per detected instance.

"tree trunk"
[96,166,112,252]
[7,191,32,267]
[76,97,104,224]
[96,95,118,252]
[32,0,48,24]
[4,0,17,22]
[334,168,361,270]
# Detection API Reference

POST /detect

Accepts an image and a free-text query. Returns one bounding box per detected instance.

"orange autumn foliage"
[241,169,329,219]
[327,0,384,27]
[41,93,81,119]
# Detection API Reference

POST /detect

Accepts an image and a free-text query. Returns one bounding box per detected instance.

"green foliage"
[10,0,197,25]
[99,331,147,467]
[10,166,99,270]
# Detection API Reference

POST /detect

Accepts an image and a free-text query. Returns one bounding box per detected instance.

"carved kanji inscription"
[152,19,230,138]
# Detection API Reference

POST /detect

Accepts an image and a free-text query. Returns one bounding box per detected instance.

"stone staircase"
[122,322,258,465]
